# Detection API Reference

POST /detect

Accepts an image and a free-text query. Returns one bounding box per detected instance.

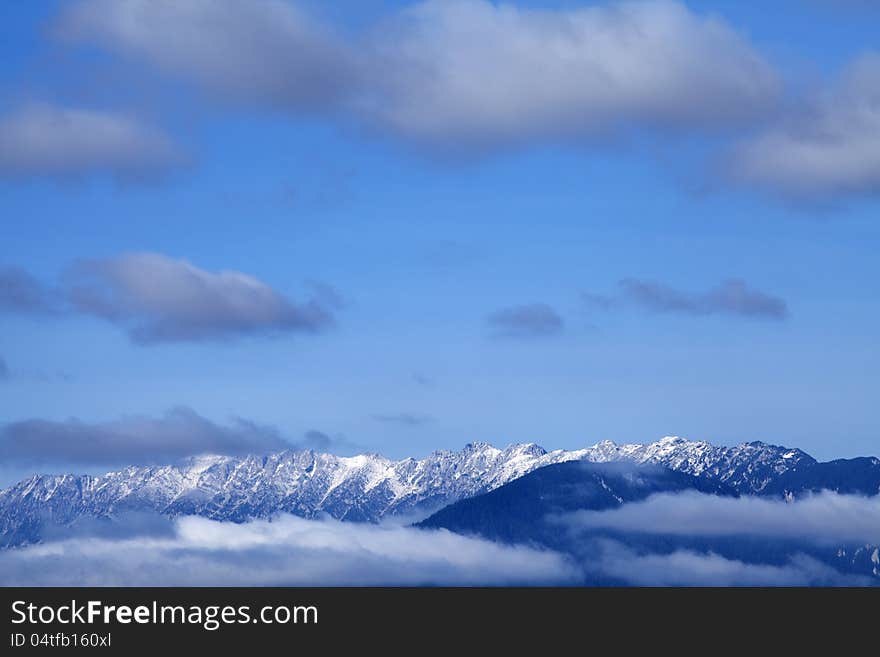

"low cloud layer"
[589,539,869,586]
[0,103,182,181]
[556,490,880,545]
[0,499,872,586]
[0,407,291,466]
[588,278,788,320]
[729,53,880,201]
[57,0,778,151]
[0,514,577,586]
[488,303,564,338]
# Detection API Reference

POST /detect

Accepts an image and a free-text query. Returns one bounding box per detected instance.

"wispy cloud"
[0,407,291,467]
[0,514,578,586]
[586,279,788,320]
[65,252,336,344]
[56,0,357,113]
[2,254,339,344]
[372,413,432,427]
[0,103,183,181]
[581,292,617,311]
[487,303,564,338]
[728,52,880,202]
[0,266,62,315]
[300,429,362,455]
[622,278,789,319]
[587,539,870,586]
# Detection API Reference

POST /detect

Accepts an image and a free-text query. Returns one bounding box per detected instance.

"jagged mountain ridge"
[0,441,573,547]
[0,436,816,547]
[583,436,815,492]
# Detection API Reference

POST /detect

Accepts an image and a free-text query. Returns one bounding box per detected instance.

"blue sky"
[1,1,879,479]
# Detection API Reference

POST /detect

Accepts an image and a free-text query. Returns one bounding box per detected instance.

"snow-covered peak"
[0,435,817,547]
[464,441,495,449]
[184,454,233,474]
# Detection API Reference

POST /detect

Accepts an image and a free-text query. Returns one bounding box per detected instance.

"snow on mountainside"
[0,436,814,547]
[583,436,816,493]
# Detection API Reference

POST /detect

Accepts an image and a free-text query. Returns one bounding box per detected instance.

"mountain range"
[418,459,880,584]
[2,435,878,549]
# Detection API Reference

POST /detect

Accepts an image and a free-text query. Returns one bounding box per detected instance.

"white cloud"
[729,52,880,201]
[57,0,779,151]
[616,278,788,319]
[56,0,354,111]
[0,103,182,180]
[487,303,564,338]
[554,490,880,545]
[589,539,870,586]
[2,491,876,586]
[364,0,779,147]
[0,266,61,315]
[0,407,290,466]
[49,1,880,199]
[66,252,334,343]
[0,514,578,586]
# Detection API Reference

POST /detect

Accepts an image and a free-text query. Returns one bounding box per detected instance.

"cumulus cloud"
[0,103,182,181]
[372,413,432,427]
[588,539,869,586]
[0,266,61,315]
[65,252,335,343]
[555,490,880,545]
[729,52,880,201]
[2,254,336,344]
[363,0,778,148]
[612,278,788,320]
[56,0,779,152]
[0,407,291,466]
[487,303,564,338]
[56,0,356,112]
[0,514,577,586]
